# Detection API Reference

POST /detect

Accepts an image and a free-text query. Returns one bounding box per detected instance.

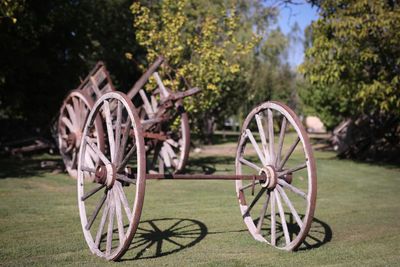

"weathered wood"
[239,157,261,172]
[275,117,287,166]
[256,192,269,233]
[276,185,303,228]
[278,136,300,171]
[86,136,110,165]
[86,191,107,230]
[113,188,125,245]
[95,196,110,248]
[127,55,164,99]
[243,187,267,216]
[246,129,267,166]
[268,109,275,163]
[255,113,270,163]
[277,179,307,199]
[278,163,307,177]
[270,190,276,246]
[275,189,290,245]
[106,190,115,256]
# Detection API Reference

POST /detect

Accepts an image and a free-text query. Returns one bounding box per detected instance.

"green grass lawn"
[1,140,400,266]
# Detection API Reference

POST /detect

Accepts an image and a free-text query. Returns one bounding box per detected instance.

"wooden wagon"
[58,57,317,261]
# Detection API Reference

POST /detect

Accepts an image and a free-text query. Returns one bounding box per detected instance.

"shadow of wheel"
[253,214,332,250]
[121,218,208,261]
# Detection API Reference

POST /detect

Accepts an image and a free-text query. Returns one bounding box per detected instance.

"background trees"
[299,0,400,160]
[0,0,144,140]
[131,0,298,143]
[1,0,299,146]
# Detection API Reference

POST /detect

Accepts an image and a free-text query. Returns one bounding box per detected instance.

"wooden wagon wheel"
[235,101,317,250]
[58,90,105,179]
[77,91,146,260]
[137,76,190,174]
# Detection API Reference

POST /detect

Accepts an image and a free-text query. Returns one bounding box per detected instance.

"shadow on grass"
[120,218,208,261]
[253,214,332,250]
[0,155,63,179]
[184,156,236,175]
[120,214,331,261]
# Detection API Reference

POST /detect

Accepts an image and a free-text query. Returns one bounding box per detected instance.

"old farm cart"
[58,56,199,179]
[76,88,317,260]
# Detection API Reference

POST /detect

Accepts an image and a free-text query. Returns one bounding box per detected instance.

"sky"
[276,2,319,67]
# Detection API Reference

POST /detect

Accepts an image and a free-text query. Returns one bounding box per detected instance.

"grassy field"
[1,135,400,266]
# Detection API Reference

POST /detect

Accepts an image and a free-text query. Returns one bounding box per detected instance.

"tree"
[131,0,260,143]
[299,0,400,160]
[0,0,144,139]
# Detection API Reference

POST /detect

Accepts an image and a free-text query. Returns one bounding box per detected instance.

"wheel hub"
[259,166,277,189]
[95,164,116,188]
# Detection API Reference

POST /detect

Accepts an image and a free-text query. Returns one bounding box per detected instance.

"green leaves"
[131,0,260,136]
[299,0,400,125]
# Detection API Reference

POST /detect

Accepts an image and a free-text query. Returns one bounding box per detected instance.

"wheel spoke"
[72,97,80,127]
[255,113,270,163]
[81,166,96,173]
[113,188,125,245]
[106,190,115,256]
[116,173,136,184]
[85,145,98,169]
[117,144,137,172]
[268,109,275,164]
[61,116,74,132]
[150,143,162,171]
[103,100,115,159]
[95,196,110,248]
[239,157,261,172]
[166,138,179,148]
[271,190,276,246]
[79,98,86,129]
[278,136,300,171]
[86,190,108,230]
[256,192,270,233]
[245,129,267,166]
[115,182,132,220]
[275,117,287,166]
[66,104,77,128]
[275,189,290,245]
[239,180,260,191]
[86,136,110,165]
[164,142,178,167]
[277,179,307,199]
[276,185,303,228]
[114,101,122,163]
[160,146,171,168]
[71,148,77,169]
[243,187,267,216]
[81,184,105,201]
[278,163,307,177]
[117,117,131,167]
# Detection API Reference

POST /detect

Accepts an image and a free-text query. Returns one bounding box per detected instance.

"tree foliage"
[299,0,400,129]
[131,0,299,142]
[0,0,144,132]
[130,0,261,142]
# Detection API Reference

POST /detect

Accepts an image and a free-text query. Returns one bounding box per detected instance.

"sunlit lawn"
[0,135,399,266]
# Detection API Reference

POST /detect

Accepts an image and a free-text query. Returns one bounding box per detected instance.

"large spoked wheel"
[58,90,104,179]
[235,101,317,251]
[137,88,190,174]
[77,92,146,260]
